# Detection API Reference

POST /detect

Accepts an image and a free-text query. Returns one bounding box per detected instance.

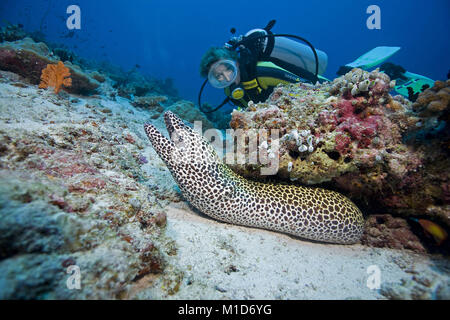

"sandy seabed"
[141,202,448,299]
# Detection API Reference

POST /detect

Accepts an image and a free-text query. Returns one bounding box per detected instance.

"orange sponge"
[39,61,72,94]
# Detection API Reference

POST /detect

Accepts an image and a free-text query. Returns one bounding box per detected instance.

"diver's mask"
[207,59,239,89]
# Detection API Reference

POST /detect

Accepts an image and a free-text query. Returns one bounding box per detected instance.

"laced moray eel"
[144,111,364,244]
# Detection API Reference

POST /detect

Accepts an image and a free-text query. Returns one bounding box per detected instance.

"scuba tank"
[199,20,328,113]
[243,28,328,77]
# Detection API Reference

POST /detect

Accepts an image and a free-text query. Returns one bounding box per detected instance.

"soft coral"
[38,61,72,94]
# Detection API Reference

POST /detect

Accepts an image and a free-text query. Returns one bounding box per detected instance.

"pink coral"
[370,79,390,96]
[334,99,381,150]
[335,133,352,155]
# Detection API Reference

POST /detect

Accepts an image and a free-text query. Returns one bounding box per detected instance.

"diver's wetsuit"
[224,61,304,109]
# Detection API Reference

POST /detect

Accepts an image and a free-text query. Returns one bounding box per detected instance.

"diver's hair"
[199,47,238,78]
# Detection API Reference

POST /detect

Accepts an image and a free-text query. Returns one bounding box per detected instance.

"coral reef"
[361,214,426,253]
[0,23,27,42]
[204,108,232,131]
[132,95,167,119]
[0,37,183,101]
[0,80,184,299]
[39,61,72,94]
[110,67,179,101]
[229,68,450,231]
[0,38,99,95]
[412,79,449,118]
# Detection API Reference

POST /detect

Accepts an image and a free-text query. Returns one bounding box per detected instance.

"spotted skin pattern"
[144,111,364,244]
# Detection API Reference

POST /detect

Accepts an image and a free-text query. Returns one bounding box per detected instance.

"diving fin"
[394,71,435,98]
[346,46,401,70]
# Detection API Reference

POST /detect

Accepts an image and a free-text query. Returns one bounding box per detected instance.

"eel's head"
[144,111,220,169]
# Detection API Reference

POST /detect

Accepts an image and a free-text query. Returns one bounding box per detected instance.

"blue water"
[1,0,449,106]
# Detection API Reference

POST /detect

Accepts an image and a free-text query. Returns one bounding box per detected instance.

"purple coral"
[138,154,148,164]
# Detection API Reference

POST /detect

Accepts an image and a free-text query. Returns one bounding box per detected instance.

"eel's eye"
[170,131,183,143]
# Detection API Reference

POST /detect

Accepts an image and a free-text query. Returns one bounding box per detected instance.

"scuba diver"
[198,20,328,112]
[199,20,436,112]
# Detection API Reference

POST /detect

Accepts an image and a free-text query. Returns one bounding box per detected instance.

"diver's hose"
[198,78,231,113]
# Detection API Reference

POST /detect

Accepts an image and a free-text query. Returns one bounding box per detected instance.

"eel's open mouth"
[163,111,192,144]
[164,111,176,138]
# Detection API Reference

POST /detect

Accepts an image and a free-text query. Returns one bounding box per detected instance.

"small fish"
[412,218,448,245]
[135,64,141,69]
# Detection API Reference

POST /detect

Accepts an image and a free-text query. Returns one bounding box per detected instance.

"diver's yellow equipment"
[224,85,248,109]
[224,61,301,109]
[241,79,260,90]
[231,87,245,99]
